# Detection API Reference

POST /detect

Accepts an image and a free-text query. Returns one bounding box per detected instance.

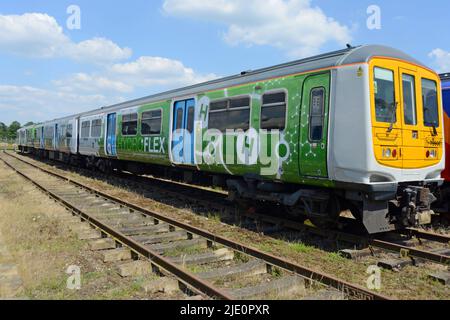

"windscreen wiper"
[431,123,438,136]
[387,102,398,133]
[424,108,438,136]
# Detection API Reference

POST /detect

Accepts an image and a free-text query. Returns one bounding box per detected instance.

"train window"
[374,67,396,123]
[261,92,287,130]
[309,88,325,142]
[122,113,138,136]
[81,121,91,138]
[187,107,195,133]
[209,97,250,132]
[66,124,73,138]
[402,74,417,126]
[59,125,66,139]
[142,110,162,135]
[176,108,184,130]
[91,119,102,138]
[422,79,440,127]
[44,126,54,139]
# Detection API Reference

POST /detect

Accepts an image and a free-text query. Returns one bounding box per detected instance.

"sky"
[1,0,450,125]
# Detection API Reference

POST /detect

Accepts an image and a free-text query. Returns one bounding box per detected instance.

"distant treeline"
[0,121,34,140]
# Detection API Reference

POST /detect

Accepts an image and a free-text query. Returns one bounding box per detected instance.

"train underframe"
[18,146,440,234]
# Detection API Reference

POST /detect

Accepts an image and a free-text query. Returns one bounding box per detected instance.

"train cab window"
[142,110,162,135]
[422,79,440,127]
[209,97,250,132]
[122,113,138,136]
[402,74,417,125]
[81,121,91,138]
[91,119,102,138]
[309,88,325,141]
[261,92,287,131]
[374,67,396,123]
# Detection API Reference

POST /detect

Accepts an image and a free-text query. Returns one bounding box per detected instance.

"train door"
[40,127,44,149]
[69,120,77,154]
[171,98,195,165]
[398,67,421,169]
[54,123,59,150]
[299,73,330,178]
[106,113,117,157]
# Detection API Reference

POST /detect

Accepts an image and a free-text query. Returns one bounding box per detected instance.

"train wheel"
[309,196,341,230]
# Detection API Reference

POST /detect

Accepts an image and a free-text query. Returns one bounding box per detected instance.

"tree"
[7,121,21,140]
[23,121,34,127]
[0,122,6,139]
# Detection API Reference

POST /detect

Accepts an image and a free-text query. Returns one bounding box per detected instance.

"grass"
[186,264,210,274]
[206,212,222,223]
[163,245,208,258]
[288,242,314,254]
[0,143,16,151]
[234,251,251,263]
[325,252,348,264]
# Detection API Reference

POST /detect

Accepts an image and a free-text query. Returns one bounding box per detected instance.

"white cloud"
[0,85,124,122]
[6,56,217,123]
[53,73,133,94]
[109,56,217,87]
[53,56,217,97]
[429,48,450,73]
[163,0,351,58]
[0,13,131,63]
[67,38,132,64]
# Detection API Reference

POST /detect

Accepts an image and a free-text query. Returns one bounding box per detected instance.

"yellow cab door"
[399,67,422,168]
[371,60,403,168]
[399,66,443,169]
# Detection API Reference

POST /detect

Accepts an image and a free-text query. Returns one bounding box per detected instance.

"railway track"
[0,151,389,300]
[9,151,450,269]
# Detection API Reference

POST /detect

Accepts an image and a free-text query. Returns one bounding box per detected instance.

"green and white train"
[17,45,445,234]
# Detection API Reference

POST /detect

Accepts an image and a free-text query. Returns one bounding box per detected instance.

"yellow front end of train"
[370,57,444,171]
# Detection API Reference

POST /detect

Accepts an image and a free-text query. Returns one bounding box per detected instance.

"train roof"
[20,44,428,130]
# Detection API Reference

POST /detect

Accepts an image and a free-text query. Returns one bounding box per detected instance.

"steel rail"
[244,212,450,266]
[369,239,449,265]
[402,228,450,244]
[2,151,389,300]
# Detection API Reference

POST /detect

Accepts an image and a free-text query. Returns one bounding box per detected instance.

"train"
[434,73,450,213]
[16,45,445,234]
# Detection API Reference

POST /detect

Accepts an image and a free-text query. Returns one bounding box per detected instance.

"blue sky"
[1,0,449,125]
